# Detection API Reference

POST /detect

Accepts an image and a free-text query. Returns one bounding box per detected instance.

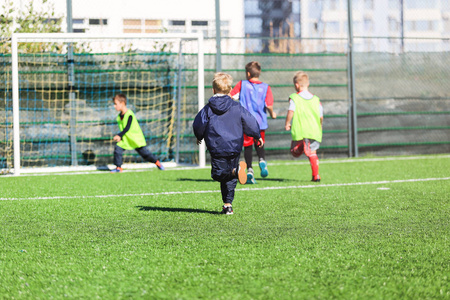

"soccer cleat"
[246,167,257,184]
[237,161,247,185]
[259,160,269,178]
[110,167,123,173]
[155,160,165,171]
[311,175,321,182]
[221,205,233,215]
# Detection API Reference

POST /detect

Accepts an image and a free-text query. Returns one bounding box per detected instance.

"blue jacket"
[193,95,261,158]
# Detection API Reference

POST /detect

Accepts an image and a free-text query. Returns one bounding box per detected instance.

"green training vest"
[289,93,322,142]
[116,110,147,150]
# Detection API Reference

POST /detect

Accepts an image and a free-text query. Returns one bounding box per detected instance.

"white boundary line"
[2,154,450,177]
[1,177,448,201]
[269,154,450,166]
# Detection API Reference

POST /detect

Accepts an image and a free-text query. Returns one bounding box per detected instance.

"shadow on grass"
[177,178,297,183]
[177,178,214,182]
[136,206,219,215]
[91,165,114,171]
[256,178,297,182]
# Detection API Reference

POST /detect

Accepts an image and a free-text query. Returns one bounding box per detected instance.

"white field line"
[2,154,450,177]
[269,154,450,166]
[1,177,449,202]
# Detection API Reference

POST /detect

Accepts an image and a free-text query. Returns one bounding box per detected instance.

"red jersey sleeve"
[230,80,242,97]
[265,85,274,107]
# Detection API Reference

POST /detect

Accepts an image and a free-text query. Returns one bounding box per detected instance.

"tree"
[0,0,63,53]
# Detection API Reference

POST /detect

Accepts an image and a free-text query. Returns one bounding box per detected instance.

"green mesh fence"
[191,37,450,160]
[1,37,449,173]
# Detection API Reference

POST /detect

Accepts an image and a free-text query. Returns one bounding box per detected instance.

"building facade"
[5,0,245,53]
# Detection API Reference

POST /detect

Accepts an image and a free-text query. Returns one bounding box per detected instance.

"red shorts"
[290,139,320,158]
[243,130,265,147]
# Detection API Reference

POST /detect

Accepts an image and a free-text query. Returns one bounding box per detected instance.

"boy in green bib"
[111,93,164,172]
[285,71,323,182]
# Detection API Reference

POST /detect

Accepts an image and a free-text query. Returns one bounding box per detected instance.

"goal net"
[4,33,205,175]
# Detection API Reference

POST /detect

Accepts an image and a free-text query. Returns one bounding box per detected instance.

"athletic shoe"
[110,167,123,173]
[311,175,321,182]
[259,160,269,178]
[246,167,257,184]
[221,205,233,215]
[237,161,247,185]
[155,160,165,170]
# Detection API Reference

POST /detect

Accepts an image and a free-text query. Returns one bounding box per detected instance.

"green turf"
[0,155,449,299]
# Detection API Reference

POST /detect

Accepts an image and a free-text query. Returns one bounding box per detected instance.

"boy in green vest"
[285,71,323,182]
[111,93,164,172]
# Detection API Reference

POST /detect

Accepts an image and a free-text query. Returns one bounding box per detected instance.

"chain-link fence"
[216,0,450,158]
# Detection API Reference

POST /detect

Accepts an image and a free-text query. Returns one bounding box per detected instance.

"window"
[123,28,141,33]
[192,20,208,26]
[89,19,107,25]
[407,0,438,9]
[123,19,141,33]
[170,20,186,26]
[389,18,399,31]
[214,20,230,37]
[244,0,261,14]
[145,19,162,33]
[406,20,439,31]
[444,18,450,32]
[72,19,84,24]
[73,28,85,33]
[364,18,373,31]
[292,1,300,14]
[123,19,141,26]
[245,18,262,34]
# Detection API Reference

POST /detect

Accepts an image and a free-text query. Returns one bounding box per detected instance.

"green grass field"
[1,155,449,299]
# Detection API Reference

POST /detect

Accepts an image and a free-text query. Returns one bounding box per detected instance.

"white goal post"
[10,32,206,176]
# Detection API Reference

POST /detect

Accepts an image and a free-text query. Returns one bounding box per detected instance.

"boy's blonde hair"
[113,93,127,105]
[245,61,261,79]
[293,71,309,88]
[213,72,233,94]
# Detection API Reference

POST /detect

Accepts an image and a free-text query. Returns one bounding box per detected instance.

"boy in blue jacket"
[193,72,263,215]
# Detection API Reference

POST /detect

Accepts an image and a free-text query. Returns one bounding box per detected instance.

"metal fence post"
[347,0,358,157]
[176,40,183,164]
[11,34,20,176]
[215,0,222,72]
[67,0,77,166]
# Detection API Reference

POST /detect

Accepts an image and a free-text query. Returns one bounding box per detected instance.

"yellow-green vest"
[116,110,147,150]
[289,93,322,142]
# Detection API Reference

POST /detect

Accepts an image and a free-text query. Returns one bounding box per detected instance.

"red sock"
[308,154,319,178]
